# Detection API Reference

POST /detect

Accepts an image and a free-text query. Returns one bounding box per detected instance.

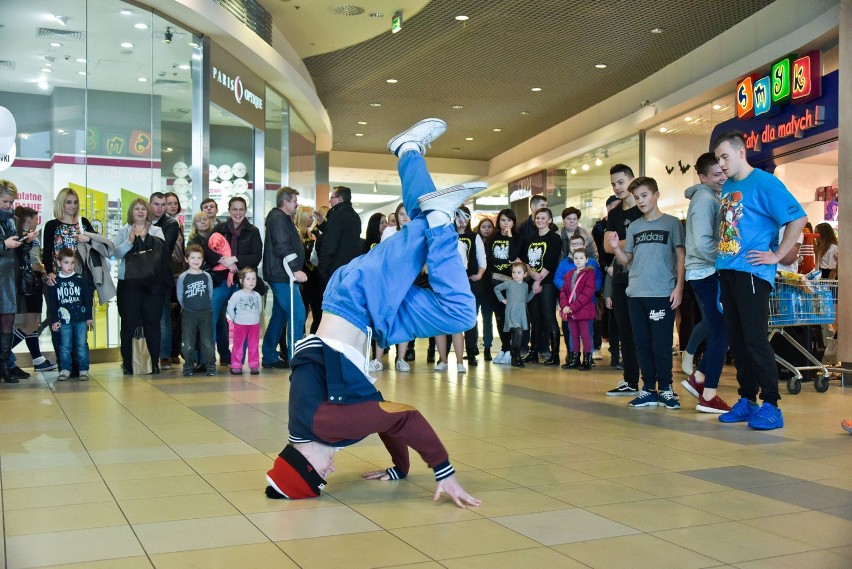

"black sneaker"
[205,367,216,376]
[606,380,638,397]
[182,369,194,377]
[263,359,289,369]
[10,366,30,379]
[193,363,206,373]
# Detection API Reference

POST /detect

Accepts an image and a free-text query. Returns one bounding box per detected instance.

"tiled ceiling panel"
[304,0,775,161]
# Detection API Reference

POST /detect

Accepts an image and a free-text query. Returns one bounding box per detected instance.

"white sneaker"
[457,364,466,373]
[493,351,505,364]
[593,350,603,360]
[387,118,447,156]
[418,182,488,218]
[395,360,411,372]
[57,370,71,382]
[434,362,448,371]
[497,351,509,364]
[368,359,383,372]
[78,371,89,381]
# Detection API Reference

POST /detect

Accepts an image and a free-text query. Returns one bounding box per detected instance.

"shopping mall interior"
[0,0,851,567]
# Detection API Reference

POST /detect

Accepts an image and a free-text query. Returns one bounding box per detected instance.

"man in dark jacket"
[317,186,362,291]
[151,192,181,370]
[261,187,306,368]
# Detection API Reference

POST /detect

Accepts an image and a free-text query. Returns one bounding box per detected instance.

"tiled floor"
[2,346,852,569]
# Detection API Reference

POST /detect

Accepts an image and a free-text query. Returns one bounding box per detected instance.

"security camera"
[163,27,173,44]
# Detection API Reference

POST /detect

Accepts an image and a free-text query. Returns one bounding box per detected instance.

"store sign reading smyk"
[212,67,263,110]
[736,50,821,119]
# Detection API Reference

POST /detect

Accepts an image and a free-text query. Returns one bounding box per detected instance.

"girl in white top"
[815,222,838,279]
[227,267,263,375]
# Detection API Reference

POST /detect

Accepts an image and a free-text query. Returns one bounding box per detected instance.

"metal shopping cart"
[768,276,837,394]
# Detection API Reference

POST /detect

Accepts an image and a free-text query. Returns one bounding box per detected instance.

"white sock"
[397,142,421,156]
[32,356,46,365]
[426,210,451,228]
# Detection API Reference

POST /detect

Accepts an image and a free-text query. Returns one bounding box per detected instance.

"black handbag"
[124,236,166,288]
[20,263,41,296]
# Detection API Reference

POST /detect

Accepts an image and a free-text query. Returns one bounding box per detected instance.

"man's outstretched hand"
[435,475,481,509]
[362,470,391,481]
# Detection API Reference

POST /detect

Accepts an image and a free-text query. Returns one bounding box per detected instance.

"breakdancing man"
[265,118,485,508]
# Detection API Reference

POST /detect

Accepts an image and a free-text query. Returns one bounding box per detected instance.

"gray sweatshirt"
[684,183,721,275]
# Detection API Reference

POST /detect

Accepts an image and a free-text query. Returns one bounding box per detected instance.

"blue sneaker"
[657,389,681,410]
[747,402,784,430]
[628,390,658,407]
[34,359,58,372]
[718,397,760,423]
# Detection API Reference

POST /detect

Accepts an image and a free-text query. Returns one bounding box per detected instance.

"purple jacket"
[559,267,596,321]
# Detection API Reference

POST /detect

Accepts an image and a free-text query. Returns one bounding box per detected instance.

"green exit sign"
[392,11,402,33]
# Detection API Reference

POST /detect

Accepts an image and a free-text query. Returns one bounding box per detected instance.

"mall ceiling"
[270,0,775,161]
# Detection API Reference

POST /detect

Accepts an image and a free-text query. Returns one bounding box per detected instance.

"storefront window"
[646,101,735,218]
[264,87,290,214]
[289,109,316,203]
[555,135,640,230]
[209,105,254,221]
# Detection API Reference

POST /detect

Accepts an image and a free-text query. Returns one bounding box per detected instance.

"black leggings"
[117,281,165,368]
[528,282,559,352]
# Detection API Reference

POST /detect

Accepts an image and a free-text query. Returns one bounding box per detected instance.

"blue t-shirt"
[716,168,805,285]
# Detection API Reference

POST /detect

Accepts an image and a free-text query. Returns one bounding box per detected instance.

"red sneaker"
[681,374,704,399]
[696,395,732,414]
[841,420,852,434]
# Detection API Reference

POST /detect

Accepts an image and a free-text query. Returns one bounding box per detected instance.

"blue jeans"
[262,282,306,363]
[59,321,89,372]
[322,151,476,348]
[159,294,172,359]
[212,281,238,361]
[627,296,675,392]
[689,273,729,389]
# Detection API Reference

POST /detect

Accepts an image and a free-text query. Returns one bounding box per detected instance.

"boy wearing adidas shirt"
[608,177,685,409]
[264,118,483,508]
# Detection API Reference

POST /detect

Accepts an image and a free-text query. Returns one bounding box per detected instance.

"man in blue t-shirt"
[712,131,807,430]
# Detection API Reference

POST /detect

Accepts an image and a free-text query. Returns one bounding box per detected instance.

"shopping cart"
[768,276,837,394]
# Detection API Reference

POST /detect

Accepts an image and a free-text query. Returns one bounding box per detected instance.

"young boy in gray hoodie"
[681,153,731,413]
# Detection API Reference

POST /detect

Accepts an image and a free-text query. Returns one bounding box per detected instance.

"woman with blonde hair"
[113,198,167,374]
[295,205,322,333]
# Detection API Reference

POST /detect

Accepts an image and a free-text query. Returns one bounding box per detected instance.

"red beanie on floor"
[265,444,326,499]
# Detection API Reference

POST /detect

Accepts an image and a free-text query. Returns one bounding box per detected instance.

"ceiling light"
[188,41,199,48]
[651,27,663,34]
[164,147,173,152]
[659,127,668,133]
[530,87,542,92]
[77,71,87,76]
[138,77,147,82]
[451,105,463,109]
[582,164,590,171]
[50,42,62,47]
[455,15,469,21]
[355,133,364,137]
[120,9,133,15]
[178,64,190,70]
[386,79,398,83]
[134,23,148,30]
[492,128,502,132]
[121,42,134,48]
[38,82,49,90]
[369,102,381,107]
[520,111,530,115]
[712,104,722,110]
[357,121,367,125]
[465,137,473,141]
[684,116,693,121]
[19,133,30,139]
[41,68,52,73]
[56,129,66,134]
[595,157,603,166]
[76,58,86,63]
[570,168,577,175]
[595,63,607,69]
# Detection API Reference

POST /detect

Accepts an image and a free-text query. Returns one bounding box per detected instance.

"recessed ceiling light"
[465,137,473,141]
[77,71,87,76]
[120,9,133,15]
[570,168,577,175]
[38,82,49,90]
[164,147,173,152]
[651,27,664,34]
[369,102,381,107]
[712,104,722,110]
[582,163,590,171]
[595,63,607,69]
[41,68,52,73]
[178,64,190,70]
[492,128,502,132]
[455,15,469,21]
[138,77,147,82]
[386,79,398,83]
[50,42,62,47]
[76,58,86,63]
[659,127,668,133]
[134,23,148,30]
[685,116,693,121]
[121,42,134,48]
[595,157,603,166]
[451,105,463,109]
[357,121,367,125]
[44,62,53,67]
[355,133,364,137]
[520,111,530,115]
[56,129,66,134]
[530,87,542,92]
